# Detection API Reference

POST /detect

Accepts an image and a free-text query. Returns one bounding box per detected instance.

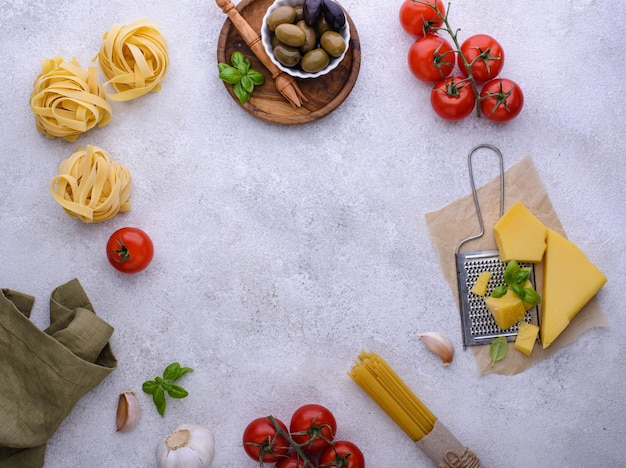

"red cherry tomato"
[399,0,445,36]
[106,227,154,274]
[290,404,337,453]
[242,417,291,463]
[458,34,505,82]
[479,78,524,122]
[319,441,365,468]
[275,453,308,468]
[430,76,476,121]
[408,34,455,82]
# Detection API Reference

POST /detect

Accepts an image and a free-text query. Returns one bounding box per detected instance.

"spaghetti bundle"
[30,56,112,142]
[96,19,169,101]
[349,352,481,467]
[50,145,132,222]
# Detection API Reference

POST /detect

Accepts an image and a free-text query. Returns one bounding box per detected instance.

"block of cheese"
[541,229,607,348]
[485,289,526,330]
[515,322,539,356]
[471,271,492,296]
[494,201,548,262]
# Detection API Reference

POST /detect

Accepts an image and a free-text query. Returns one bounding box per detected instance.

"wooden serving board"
[216,0,361,125]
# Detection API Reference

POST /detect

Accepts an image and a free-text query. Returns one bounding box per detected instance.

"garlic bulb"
[417,332,454,366]
[156,423,215,468]
[116,391,140,432]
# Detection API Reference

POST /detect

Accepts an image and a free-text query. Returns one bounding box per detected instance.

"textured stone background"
[1,0,624,466]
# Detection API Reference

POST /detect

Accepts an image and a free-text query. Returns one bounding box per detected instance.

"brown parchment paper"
[425,156,608,376]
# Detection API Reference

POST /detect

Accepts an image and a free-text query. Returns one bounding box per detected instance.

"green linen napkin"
[0,278,117,467]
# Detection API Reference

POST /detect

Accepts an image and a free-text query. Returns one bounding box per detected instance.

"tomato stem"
[415,0,483,117]
[111,239,131,263]
[267,415,316,468]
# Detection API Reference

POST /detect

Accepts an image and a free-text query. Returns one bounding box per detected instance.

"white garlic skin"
[156,423,215,468]
[418,332,454,366]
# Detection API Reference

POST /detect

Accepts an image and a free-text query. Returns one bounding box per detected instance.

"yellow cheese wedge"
[494,201,548,262]
[471,271,492,296]
[485,289,526,330]
[515,322,539,356]
[541,229,607,348]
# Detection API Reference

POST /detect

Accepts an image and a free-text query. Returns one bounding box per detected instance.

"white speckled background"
[1,0,625,466]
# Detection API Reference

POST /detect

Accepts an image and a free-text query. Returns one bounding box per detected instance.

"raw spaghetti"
[50,145,132,222]
[96,19,169,101]
[30,56,112,142]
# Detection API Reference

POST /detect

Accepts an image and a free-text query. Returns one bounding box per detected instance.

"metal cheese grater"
[455,144,540,348]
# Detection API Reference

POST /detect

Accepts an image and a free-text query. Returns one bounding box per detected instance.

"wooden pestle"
[215,0,307,108]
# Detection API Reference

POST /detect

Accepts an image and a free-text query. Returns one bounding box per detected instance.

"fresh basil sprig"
[489,336,508,367]
[491,260,541,305]
[142,362,192,416]
[218,51,265,104]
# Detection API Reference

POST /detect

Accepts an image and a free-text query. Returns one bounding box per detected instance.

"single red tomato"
[407,34,454,82]
[430,76,476,121]
[275,453,308,468]
[479,78,524,122]
[319,441,365,468]
[399,0,445,36]
[242,417,291,463]
[106,227,154,274]
[458,34,505,82]
[290,404,337,453]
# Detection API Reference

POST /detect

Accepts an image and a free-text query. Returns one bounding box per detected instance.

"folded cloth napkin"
[0,278,117,467]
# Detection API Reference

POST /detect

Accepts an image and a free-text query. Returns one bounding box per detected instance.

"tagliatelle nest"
[96,19,169,101]
[50,145,132,223]
[30,56,112,142]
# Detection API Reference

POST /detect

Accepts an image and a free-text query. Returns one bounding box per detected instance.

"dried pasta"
[349,351,437,441]
[50,145,132,222]
[96,19,169,101]
[30,56,112,142]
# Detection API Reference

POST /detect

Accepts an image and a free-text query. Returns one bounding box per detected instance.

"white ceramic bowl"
[261,0,351,79]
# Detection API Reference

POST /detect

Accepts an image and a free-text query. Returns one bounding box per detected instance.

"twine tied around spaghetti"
[440,447,481,468]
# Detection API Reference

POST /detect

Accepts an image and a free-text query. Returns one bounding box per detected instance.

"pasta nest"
[30,56,112,142]
[50,145,132,223]
[96,19,169,101]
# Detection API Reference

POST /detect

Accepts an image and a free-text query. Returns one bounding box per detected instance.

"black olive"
[303,0,323,27]
[322,0,346,30]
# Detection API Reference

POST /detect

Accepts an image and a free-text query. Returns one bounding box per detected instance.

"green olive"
[275,23,307,48]
[301,48,329,73]
[267,6,297,31]
[293,5,304,22]
[272,43,301,67]
[315,14,331,35]
[271,34,282,48]
[296,20,317,54]
[320,30,346,57]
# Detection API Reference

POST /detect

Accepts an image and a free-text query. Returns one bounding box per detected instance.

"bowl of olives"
[261,0,351,79]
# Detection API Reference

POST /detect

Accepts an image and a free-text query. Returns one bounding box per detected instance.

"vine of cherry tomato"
[400,0,523,122]
[242,404,364,468]
[106,227,154,274]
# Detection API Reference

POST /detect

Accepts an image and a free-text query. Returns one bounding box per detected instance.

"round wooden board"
[216,0,361,125]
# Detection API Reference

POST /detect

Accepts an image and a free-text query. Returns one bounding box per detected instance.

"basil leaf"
[161,381,173,392]
[234,81,250,104]
[153,387,167,416]
[247,69,265,85]
[491,285,508,298]
[236,57,250,75]
[503,260,519,285]
[523,288,541,305]
[167,384,189,399]
[142,380,158,395]
[163,362,181,381]
[510,283,526,300]
[489,336,508,367]
[217,62,230,72]
[231,51,245,68]
[177,367,193,379]
[240,75,254,93]
[513,269,530,285]
[219,66,242,85]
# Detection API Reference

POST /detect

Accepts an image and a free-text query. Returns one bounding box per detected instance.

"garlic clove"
[417,332,454,366]
[116,391,141,432]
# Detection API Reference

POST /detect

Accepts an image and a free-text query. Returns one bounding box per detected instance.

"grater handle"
[455,144,504,254]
